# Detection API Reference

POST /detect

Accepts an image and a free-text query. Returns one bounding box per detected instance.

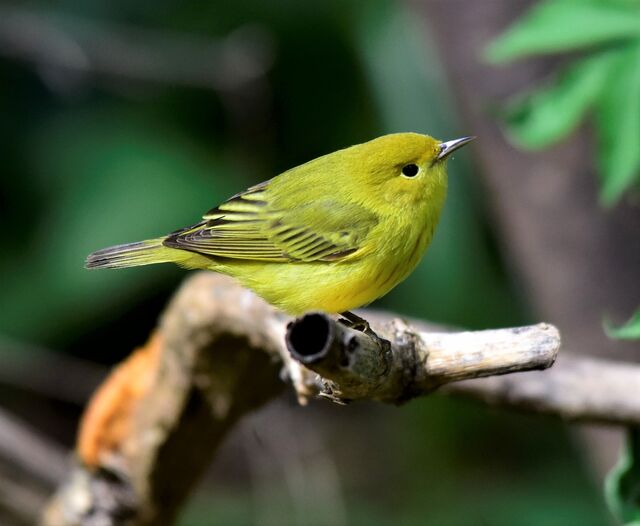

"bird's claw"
[339,311,374,335]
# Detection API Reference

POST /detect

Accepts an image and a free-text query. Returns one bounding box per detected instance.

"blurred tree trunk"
[415,0,640,470]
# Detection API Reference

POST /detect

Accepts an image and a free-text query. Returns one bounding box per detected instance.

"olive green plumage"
[86,132,473,314]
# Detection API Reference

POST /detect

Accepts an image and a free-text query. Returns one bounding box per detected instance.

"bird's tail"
[85,238,177,269]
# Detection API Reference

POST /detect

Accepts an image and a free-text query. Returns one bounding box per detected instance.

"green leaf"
[606,428,640,524]
[595,44,640,205]
[503,51,616,149]
[486,0,640,64]
[606,308,640,340]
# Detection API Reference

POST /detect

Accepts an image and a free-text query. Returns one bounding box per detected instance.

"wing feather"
[163,180,378,263]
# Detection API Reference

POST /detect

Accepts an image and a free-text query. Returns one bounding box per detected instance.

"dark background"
[1,1,638,524]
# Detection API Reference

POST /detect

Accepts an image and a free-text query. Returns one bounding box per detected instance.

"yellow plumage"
[86,133,473,314]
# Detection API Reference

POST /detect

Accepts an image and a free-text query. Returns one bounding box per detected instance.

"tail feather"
[85,238,175,269]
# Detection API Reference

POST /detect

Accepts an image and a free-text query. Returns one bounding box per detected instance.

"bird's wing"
[163,181,378,263]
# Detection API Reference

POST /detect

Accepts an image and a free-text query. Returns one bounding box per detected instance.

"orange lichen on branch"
[77,331,164,469]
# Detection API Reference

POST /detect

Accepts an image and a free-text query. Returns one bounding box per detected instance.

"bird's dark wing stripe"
[321,248,358,261]
[204,180,270,218]
[164,182,373,263]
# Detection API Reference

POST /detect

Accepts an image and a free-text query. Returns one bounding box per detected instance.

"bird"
[86,132,473,323]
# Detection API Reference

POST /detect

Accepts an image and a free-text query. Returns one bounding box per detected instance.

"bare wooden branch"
[40,272,640,525]
[445,355,640,426]
[285,312,558,403]
[43,274,287,526]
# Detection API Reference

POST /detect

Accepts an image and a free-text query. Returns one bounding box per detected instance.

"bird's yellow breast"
[211,201,440,314]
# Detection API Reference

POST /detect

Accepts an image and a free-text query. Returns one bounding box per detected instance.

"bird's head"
[355,132,474,209]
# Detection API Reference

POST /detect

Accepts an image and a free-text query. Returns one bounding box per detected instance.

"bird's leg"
[339,311,373,334]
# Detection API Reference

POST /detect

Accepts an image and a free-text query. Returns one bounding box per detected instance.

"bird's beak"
[437,136,476,161]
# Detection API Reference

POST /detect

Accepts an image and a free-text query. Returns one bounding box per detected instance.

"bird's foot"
[339,311,374,335]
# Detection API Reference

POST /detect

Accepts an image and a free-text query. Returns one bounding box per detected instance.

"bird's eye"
[401,164,419,178]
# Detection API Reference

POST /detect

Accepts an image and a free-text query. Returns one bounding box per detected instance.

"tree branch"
[40,272,640,525]
[285,312,558,404]
[445,356,640,425]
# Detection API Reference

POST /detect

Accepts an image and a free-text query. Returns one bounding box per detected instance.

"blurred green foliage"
[605,306,640,525]
[0,0,614,525]
[606,428,640,526]
[606,309,640,340]
[486,0,640,205]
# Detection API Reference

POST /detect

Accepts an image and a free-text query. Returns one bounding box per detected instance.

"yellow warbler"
[86,133,473,316]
